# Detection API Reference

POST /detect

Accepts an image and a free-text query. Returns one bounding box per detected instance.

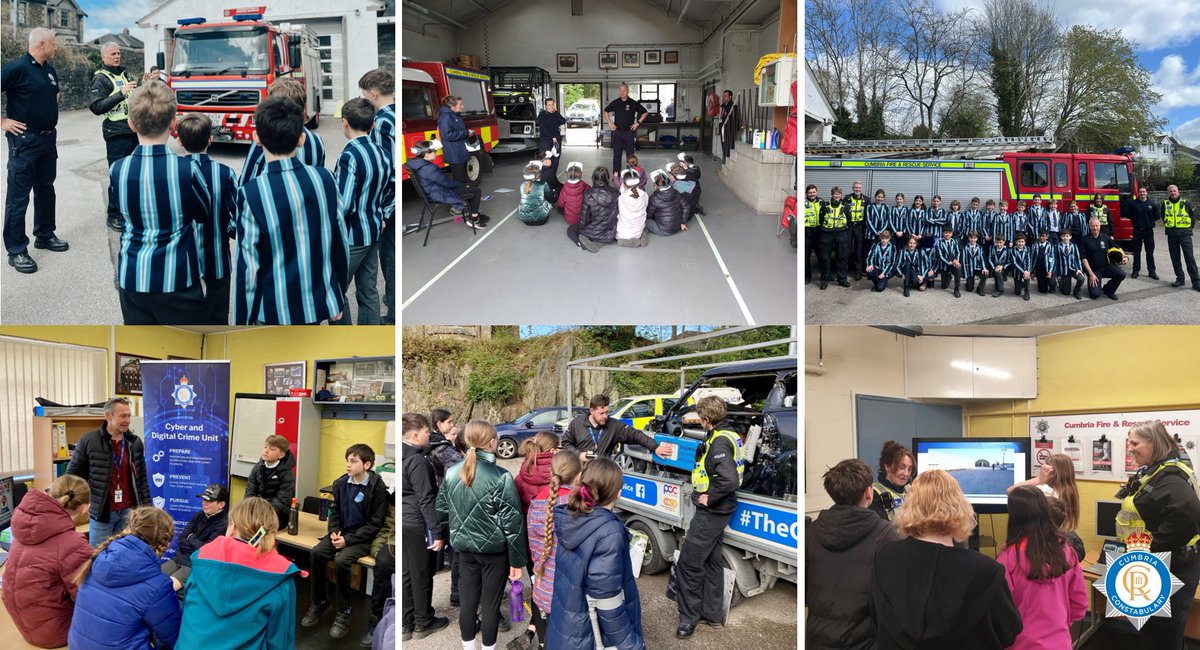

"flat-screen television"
[0,475,13,532]
[913,438,1031,513]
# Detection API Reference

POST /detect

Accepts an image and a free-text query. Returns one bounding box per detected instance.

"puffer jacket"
[683,165,702,206]
[616,188,648,240]
[437,105,471,164]
[406,158,466,208]
[557,180,591,225]
[546,505,644,650]
[579,185,620,243]
[69,534,182,650]
[426,432,464,486]
[519,180,553,225]
[647,187,685,234]
[1,489,93,648]
[515,451,555,514]
[244,449,296,529]
[66,424,152,522]
[173,508,228,567]
[436,450,529,568]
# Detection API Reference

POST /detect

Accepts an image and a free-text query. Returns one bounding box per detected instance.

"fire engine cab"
[401,60,499,185]
[805,136,1141,242]
[156,6,322,144]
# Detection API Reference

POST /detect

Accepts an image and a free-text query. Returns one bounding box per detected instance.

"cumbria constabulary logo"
[1094,531,1184,630]
[172,374,196,408]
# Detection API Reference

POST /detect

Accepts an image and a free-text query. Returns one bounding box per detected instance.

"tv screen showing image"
[914,438,1031,510]
[0,475,13,532]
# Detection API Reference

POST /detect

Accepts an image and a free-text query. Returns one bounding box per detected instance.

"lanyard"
[113,437,126,485]
[588,425,601,450]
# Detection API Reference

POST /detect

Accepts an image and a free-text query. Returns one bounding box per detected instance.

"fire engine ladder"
[804,135,1056,159]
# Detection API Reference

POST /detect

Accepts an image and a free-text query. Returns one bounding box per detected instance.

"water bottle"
[287,497,299,535]
[318,496,329,521]
[771,128,780,149]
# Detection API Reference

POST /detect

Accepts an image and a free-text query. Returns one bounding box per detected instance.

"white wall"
[720,13,780,94]
[401,22,457,63]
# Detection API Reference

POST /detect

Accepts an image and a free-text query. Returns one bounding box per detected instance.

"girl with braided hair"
[525,450,583,649]
[69,507,181,649]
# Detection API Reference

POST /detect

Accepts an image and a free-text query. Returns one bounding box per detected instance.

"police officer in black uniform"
[536,98,566,186]
[1123,186,1158,279]
[2,28,69,274]
[845,181,868,280]
[1079,217,1126,300]
[603,83,647,176]
[818,186,851,289]
[89,43,139,232]
[1160,184,1200,291]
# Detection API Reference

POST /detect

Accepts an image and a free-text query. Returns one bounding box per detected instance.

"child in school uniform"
[1013,201,1031,242]
[112,81,210,324]
[359,68,396,325]
[993,201,1015,258]
[980,199,1000,253]
[865,229,898,292]
[244,434,297,530]
[333,97,392,326]
[1039,199,1061,239]
[233,96,350,325]
[1063,201,1086,243]
[1033,230,1057,295]
[989,234,1011,298]
[1057,230,1086,299]
[302,444,391,640]
[934,224,963,297]
[678,152,704,215]
[1028,193,1045,228]
[898,235,930,297]
[616,168,649,247]
[161,483,228,591]
[519,160,553,225]
[1010,232,1033,301]
[241,78,326,184]
[890,193,911,243]
[865,188,890,254]
[909,195,929,249]
[925,195,946,248]
[962,197,983,246]
[962,231,988,296]
[556,162,589,226]
[175,114,238,325]
[945,199,965,243]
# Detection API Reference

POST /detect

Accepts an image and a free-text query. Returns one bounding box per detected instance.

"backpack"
[781,81,798,156]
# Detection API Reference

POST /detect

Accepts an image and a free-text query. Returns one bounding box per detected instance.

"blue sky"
[936,0,1200,146]
[79,0,157,44]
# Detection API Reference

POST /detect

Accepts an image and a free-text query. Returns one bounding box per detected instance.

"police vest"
[1163,199,1193,229]
[846,195,866,223]
[691,429,744,493]
[96,69,132,122]
[1091,204,1109,225]
[805,199,821,228]
[872,481,905,521]
[1115,459,1200,547]
[822,202,848,230]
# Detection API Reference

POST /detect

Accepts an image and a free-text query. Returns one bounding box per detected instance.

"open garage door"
[559,82,602,147]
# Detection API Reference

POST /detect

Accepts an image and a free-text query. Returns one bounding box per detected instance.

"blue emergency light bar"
[177,17,207,25]
[232,13,263,21]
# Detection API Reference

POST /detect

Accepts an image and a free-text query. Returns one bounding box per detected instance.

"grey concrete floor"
[400,142,797,326]
[404,456,799,650]
[0,109,385,324]
[805,240,1200,325]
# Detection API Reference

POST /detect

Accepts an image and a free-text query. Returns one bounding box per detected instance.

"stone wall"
[716,140,797,214]
[2,25,144,114]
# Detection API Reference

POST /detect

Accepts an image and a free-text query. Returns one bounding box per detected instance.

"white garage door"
[315,31,343,115]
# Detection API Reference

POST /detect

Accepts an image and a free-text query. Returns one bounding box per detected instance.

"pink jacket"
[997,539,1088,650]
[556,181,590,225]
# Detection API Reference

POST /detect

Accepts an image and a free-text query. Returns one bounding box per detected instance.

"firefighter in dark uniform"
[1123,186,1159,279]
[1160,184,1200,291]
[536,98,566,189]
[89,43,140,232]
[603,83,647,176]
[675,396,743,639]
[1079,217,1126,300]
[818,186,851,289]
[804,184,823,285]
[845,181,868,280]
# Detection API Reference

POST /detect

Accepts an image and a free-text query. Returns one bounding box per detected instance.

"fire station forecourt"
[399,0,798,326]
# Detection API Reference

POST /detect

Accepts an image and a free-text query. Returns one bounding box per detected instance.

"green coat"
[436,450,529,568]
[518,180,552,224]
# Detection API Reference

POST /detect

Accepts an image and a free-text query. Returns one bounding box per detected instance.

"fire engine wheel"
[466,154,482,186]
[627,519,672,575]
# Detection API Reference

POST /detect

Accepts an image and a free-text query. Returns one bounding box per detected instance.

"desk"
[1079,549,1200,646]
[276,511,376,568]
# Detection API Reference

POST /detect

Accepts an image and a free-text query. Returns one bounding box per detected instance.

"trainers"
[330,609,353,639]
[301,601,330,627]
[467,217,488,230]
[414,616,450,639]
[8,253,37,274]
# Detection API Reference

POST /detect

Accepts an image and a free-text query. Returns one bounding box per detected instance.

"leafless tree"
[974,0,1061,135]
[893,0,974,134]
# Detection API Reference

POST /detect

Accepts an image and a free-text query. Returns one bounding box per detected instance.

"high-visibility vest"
[822,202,848,230]
[873,481,905,521]
[1116,459,1200,547]
[805,199,821,228]
[1091,204,1109,225]
[691,429,744,493]
[846,195,866,223]
[1163,199,1193,229]
[96,69,133,122]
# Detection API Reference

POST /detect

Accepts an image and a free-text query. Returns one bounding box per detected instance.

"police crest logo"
[1093,530,1185,629]
[172,374,196,407]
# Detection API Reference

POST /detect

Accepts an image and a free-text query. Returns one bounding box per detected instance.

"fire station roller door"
[868,170,935,203]
[935,170,1004,209]
[805,168,864,197]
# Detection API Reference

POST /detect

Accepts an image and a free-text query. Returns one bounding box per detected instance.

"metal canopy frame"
[566,326,797,401]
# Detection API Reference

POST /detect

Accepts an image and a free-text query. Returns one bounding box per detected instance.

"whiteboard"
[230,396,278,478]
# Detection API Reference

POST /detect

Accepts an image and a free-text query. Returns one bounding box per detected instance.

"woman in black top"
[869,441,914,521]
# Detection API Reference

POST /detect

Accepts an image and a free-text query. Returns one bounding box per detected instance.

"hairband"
[580,485,597,507]
[248,526,267,546]
[66,489,75,498]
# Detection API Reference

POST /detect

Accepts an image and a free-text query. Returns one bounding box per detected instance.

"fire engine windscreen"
[172,26,270,75]
[447,77,489,116]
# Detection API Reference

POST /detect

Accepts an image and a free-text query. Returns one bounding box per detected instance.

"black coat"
[683,166,702,206]
[88,64,133,139]
[806,505,902,650]
[244,449,297,527]
[66,424,152,522]
[175,508,228,567]
[561,414,657,459]
[690,427,739,515]
[425,432,463,486]
[327,471,391,548]
[1122,196,1157,231]
[647,187,685,234]
[1133,458,1200,555]
[578,185,620,242]
[872,537,1022,650]
[401,442,441,536]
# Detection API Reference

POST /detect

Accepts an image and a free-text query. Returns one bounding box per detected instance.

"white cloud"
[1172,116,1200,148]
[1151,54,1200,110]
[81,1,157,43]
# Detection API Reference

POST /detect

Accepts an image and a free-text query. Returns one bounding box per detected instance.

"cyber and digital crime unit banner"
[140,360,230,558]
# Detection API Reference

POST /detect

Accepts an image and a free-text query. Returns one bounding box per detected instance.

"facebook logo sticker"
[621,476,657,506]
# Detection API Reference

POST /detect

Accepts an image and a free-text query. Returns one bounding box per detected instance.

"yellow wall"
[964,326,1200,556]
[204,326,396,502]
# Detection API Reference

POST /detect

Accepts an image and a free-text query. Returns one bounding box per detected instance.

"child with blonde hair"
[524,450,583,649]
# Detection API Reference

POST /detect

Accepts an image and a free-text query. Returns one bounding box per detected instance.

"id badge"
[114,488,123,503]
[354,491,365,503]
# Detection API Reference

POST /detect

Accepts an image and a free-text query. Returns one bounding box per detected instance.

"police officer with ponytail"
[1118,421,1200,649]
[89,43,138,232]
[1160,184,1200,291]
[676,395,743,639]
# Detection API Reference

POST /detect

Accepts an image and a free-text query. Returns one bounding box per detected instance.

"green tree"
[1169,154,1197,191]
[989,36,1021,136]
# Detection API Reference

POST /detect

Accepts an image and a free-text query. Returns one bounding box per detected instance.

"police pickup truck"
[614,358,798,603]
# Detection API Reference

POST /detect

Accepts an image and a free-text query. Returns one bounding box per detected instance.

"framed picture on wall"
[264,361,306,396]
[599,51,618,70]
[115,352,156,395]
[557,53,577,73]
[645,50,661,64]
[622,51,640,68]
[664,50,679,64]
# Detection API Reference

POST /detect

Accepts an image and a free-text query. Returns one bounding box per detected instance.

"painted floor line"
[400,208,518,311]
[694,214,756,325]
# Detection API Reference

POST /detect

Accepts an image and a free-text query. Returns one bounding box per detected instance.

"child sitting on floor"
[519,160,553,225]
[556,162,589,225]
[616,169,649,247]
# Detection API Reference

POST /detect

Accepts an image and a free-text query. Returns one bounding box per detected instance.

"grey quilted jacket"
[436,450,529,568]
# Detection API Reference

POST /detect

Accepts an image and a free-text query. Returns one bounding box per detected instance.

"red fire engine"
[401,60,499,184]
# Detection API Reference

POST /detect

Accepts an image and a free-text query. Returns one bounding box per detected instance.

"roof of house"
[49,0,87,16]
[92,28,143,49]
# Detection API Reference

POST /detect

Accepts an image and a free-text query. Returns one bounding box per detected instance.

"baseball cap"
[197,483,229,502]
